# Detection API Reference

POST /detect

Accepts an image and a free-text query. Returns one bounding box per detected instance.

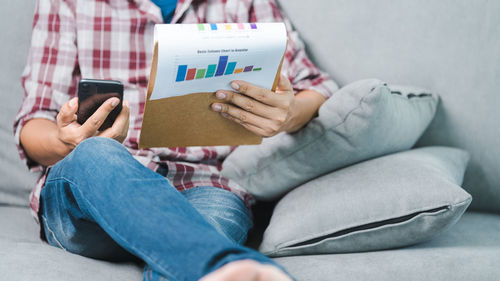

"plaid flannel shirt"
[13,0,338,222]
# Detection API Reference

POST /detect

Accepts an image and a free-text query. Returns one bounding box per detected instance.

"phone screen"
[77,79,124,131]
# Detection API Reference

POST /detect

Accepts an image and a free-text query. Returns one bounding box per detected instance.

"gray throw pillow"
[222,79,439,200]
[259,146,472,257]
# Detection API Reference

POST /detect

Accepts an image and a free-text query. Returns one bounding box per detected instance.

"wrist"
[284,90,326,133]
[20,119,72,167]
[48,128,72,161]
[283,98,303,133]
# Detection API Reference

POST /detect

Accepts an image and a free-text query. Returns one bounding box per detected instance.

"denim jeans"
[39,137,288,281]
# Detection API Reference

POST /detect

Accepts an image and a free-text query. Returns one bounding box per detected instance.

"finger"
[215,90,278,119]
[212,102,276,131]
[99,100,130,142]
[57,97,78,127]
[220,112,275,138]
[230,80,284,107]
[276,74,293,93]
[119,100,131,137]
[80,97,120,137]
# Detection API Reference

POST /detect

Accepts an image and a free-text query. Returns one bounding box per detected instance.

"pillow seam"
[268,197,471,253]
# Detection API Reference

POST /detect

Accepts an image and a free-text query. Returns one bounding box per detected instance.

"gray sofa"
[1,0,499,280]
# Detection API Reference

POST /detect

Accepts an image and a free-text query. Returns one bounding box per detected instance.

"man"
[14,0,337,280]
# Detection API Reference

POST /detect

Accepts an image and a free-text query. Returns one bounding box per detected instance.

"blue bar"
[215,56,228,76]
[210,23,217,30]
[224,62,237,75]
[175,65,188,82]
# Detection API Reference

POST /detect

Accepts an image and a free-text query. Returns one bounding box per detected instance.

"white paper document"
[150,22,287,100]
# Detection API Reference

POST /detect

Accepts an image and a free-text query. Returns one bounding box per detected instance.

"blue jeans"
[39,137,288,281]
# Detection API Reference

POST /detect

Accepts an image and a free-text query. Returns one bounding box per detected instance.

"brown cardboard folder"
[139,42,284,148]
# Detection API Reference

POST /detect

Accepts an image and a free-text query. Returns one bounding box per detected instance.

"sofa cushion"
[0,206,143,281]
[0,205,40,243]
[259,147,472,256]
[0,0,38,207]
[275,211,500,281]
[278,0,500,213]
[0,241,143,281]
[2,206,499,281]
[222,79,438,200]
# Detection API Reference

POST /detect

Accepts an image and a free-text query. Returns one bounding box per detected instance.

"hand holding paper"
[211,75,296,137]
[139,23,287,148]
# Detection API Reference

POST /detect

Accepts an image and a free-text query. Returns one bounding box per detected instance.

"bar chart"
[149,22,287,100]
[175,55,262,82]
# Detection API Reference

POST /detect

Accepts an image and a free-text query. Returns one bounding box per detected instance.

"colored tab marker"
[250,23,257,29]
[234,68,243,74]
[243,65,253,72]
[237,23,245,30]
[175,65,188,82]
[225,24,232,30]
[210,23,217,30]
[197,24,205,31]
[253,67,262,71]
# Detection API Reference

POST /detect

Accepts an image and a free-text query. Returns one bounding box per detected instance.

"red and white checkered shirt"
[14,0,338,221]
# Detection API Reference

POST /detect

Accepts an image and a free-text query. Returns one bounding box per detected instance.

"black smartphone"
[77,78,124,131]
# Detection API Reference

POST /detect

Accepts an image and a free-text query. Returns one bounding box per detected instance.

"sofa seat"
[276,212,500,281]
[1,206,499,281]
[0,206,143,281]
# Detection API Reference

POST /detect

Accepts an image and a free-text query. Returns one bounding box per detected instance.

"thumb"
[57,97,78,127]
[277,74,293,93]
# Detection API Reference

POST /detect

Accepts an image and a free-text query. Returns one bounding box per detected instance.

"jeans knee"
[52,137,130,181]
[72,136,126,162]
[182,187,253,244]
[75,137,123,156]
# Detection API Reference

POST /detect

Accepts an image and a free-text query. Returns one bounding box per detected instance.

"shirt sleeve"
[13,0,80,171]
[249,0,338,98]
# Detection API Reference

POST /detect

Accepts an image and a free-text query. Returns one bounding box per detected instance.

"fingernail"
[230,82,239,90]
[69,98,77,108]
[213,103,222,112]
[216,91,226,99]
[111,98,119,107]
[123,100,129,107]
[221,112,229,118]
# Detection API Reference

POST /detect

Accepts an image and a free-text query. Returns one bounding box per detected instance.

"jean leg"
[41,137,283,281]
[40,182,138,262]
[181,186,253,245]
[143,186,254,281]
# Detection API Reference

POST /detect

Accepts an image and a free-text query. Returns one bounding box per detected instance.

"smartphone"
[77,78,124,131]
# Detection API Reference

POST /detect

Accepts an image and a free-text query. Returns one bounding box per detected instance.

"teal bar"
[205,64,217,77]
[224,62,237,75]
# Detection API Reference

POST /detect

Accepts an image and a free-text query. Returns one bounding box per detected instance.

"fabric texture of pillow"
[259,146,472,257]
[222,79,439,200]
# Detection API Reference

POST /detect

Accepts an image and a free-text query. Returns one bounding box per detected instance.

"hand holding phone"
[77,79,124,131]
[51,79,129,157]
